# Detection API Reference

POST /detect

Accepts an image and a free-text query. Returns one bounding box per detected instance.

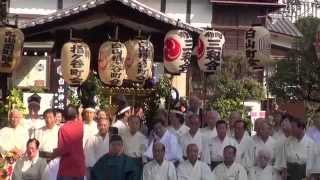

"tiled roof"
[266,17,303,37]
[20,0,203,33]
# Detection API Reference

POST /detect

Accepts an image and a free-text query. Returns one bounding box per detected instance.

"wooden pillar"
[160,0,166,13]
[186,0,191,23]
[57,0,63,10]
[0,73,8,101]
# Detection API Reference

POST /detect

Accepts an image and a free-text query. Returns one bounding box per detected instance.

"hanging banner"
[245,26,271,71]
[163,30,193,75]
[0,27,24,73]
[125,39,153,83]
[98,41,127,86]
[197,30,225,73]
[51,58,68,110]
[61,41,91,86]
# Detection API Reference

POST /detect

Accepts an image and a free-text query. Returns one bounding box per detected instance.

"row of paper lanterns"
[0,26,271,87]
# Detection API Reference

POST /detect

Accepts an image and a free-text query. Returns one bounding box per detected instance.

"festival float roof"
[21,0,203,64]
[210,0,285,10]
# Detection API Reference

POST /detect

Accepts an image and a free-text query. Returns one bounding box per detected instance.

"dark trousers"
[287,162,306,180]
[57,176,85,180]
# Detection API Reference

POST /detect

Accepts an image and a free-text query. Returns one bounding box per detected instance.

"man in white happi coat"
[143,142,177,180]
[84,116,110,179]
[213,145,248,180]
[82,104,98,145]
[177,144,212,180]
[123,115,147,178]
[0,109,28,155]
[201,111,219,141]
[282,117,318,180]
[244,121,279,171]
[168,110,189,140]
[112,95,132,136]
[233,120,252,167]
[144,117,182,162]
[180,114,206,160]
[35,108,59,158]
[248,148,276,180]
[209,120,237,170]
[23,93,45,138]
[306,114,320,179]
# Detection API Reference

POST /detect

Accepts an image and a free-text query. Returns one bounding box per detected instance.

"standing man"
[180,114,206,160]
[36,108,59,159]
[25,93,45,138]
[0,109,28,155]
[82,103,98,145]
[84,117,110,179]
[143,142,177,180]
[307,114,320,179]
[168,110,189,140]
[144,116,182,162]
[53,105,85,180]
[212,145,248,180]
[228,111,242,137]
[209,120,237,170]
[91,135,139,180]
[201,111,219,140]
[233,120,252,166]
[123,115,147,178]
[177,144,212,180]
[112,96,132,136]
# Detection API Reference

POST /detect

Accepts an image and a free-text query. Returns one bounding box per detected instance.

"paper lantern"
[245,26,271,71]
[61,41,91,86]
[0,27,24,73]
[125,39,154,83]
[98,41,127,86]
[197,30,225,73]
[164,30,193,75]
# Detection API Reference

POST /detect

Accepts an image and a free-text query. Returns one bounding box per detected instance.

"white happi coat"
[144,130,182,162]
[112,119,128,136]
[143,160,177,180]
[84,133,109,167]
[213,162,248,180]
[23,118,45,138]
[248,165,276,180]
[123,131,147,158]
[283,134,317,176]
[200,127,217,141]
[209,135,238,162]
[179,130,205,158]
[168,124,190,140]
[0,125,29,153]
[83,121,98,146]
[35,125,59,153]
[177,160,212,180]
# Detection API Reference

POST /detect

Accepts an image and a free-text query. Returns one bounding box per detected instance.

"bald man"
[249,149,275,180]
[143,142,177,180]
[177,144,212,180]
[0,109,28,154]
[201,111,219,140]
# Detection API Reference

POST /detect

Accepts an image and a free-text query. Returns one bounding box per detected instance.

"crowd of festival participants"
[0,93,320,180]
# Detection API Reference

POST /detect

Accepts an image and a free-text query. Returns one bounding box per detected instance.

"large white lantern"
[125,39,153,83]
[98,41,127,86]
[0,27,24,73]
[163,30,193,75]
[61,41,91,86]
[197,30,225,73]
[245,26,271,71]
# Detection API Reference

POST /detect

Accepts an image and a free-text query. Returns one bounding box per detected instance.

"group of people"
[0,94,320,180]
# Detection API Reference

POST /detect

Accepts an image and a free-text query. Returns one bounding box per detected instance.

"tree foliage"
[268,17,320,115]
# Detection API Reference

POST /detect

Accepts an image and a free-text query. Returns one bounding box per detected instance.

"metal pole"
[160,0,166,13]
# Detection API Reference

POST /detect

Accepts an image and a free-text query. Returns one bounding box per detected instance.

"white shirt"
[84,133,109,167]
[209,135,238,162]
[43,158,60,180]
[235,134,253,166]
[168,124,190,140]
[83,121,98,145]
[248,165,275,180]
[213,162,248,180]
[200,127,217,140]
[143,160,177,180]
[112,120,128,136]
[23,118,45,138]
[0,125,29,153]
[123,131,147,158]
[177,160,212,180]
[35,125,59,153]
[144,130,182,162]
[21,155,39,172]
[180,130,204,157]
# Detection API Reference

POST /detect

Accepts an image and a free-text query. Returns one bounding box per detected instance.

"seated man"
[248,149,275,180]
[143,142,177,180]
[91,135,139,180]
[177,144,212,180]
[213,145,248,180]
